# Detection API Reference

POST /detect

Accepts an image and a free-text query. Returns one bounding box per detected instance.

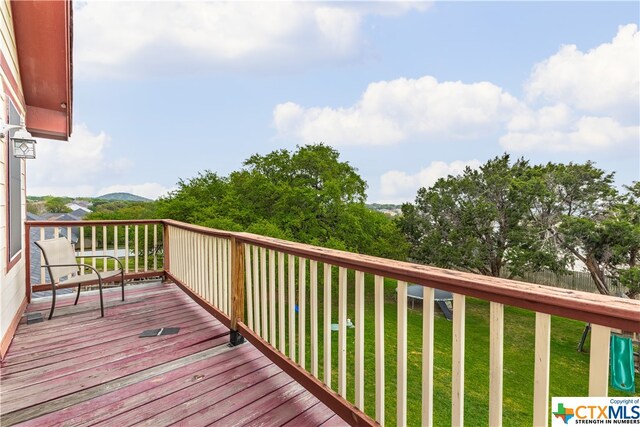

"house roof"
[11,0,73,140]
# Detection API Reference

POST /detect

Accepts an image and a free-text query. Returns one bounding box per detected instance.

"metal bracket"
[229,330,245,346]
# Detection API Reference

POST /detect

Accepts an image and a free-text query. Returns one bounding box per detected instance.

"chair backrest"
[35,237,79,283]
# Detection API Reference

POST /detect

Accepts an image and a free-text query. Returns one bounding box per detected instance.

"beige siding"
[0,0,21,99]
[0,1,26,346]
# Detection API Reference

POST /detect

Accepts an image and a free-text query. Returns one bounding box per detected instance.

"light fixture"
[0,118,36,159]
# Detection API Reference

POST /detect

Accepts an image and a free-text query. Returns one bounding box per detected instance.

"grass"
[247,262,637,426]
[76,255,163,273]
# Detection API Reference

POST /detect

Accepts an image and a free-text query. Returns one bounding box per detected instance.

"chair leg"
[121,271,125,301]
[98,277,104,317]
[48,283,57,320]
[74,284,81,305]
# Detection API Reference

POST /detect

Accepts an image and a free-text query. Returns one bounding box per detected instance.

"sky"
[28,1,639,203]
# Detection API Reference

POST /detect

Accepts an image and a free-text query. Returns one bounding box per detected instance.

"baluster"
[102,225,107,272]
[269,250,276,347]
[323,263,332,388]
[278,252,286,353]
[125,225,129,274]
[91,226,96,269]
[375,275,385,425]
[134,225,139,273]
[489,302,504,427]
[533,312,550,427]
[338,266,347,398]
[310,260,318,378]
[299,257,306,369]
[144,224,149,272]
[245,244,253,329]
[288,254,296,362]
[252,245,261,336]
[355,270,364,410]
[452,293,466,426]
[153,224,158,271]
[114,226,118,270]
[40,228,46,279]
[422,286,435,427]
[397,280,408,426]
[589,324,611,396]
[261,247,268,341]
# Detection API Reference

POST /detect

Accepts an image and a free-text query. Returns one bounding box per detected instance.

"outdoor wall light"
[0,119,37,159]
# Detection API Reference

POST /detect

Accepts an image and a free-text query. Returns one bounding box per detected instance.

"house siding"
[0,0,26,355]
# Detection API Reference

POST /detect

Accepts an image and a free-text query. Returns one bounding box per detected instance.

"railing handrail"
[26,219,162,227]
[234,231,640,331]
[28,219,640,331]
[163,219,640,332]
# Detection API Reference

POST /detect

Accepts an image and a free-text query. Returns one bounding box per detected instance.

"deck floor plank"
[0,282,338,426]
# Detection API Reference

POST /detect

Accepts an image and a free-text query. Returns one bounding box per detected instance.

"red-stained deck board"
[1,321,227,393]
[92,351,280,427]
[173,371,297,427]
[17,346,263,427]
[0,282,338,426]
[6,304,215,360]
[2,307,213,375]
[282,402,338,426]
[244,393,328,427]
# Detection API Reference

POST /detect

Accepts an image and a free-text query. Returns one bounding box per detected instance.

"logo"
[553,403,575,424]
[551,398,640,426]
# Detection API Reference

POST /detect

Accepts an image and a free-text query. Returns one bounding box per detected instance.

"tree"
[399,155,637,297]
[397,154,538,277]
[525,162,620,295]
[152,144,407,259]
[44,197,72,213]
[539,172,639,297]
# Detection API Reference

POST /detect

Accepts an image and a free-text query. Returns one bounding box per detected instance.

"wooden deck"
[0,282,345,426]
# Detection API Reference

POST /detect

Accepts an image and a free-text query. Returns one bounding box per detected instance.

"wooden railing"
[25,220,165,301]
[25,219,640,426]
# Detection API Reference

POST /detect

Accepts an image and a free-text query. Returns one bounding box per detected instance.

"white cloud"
[28,124,170,199]
[380,159,482,203]
[500,113,639,152]
[274,76,522,146]
[74,2,430,78]
[525,24,639,120]
[274,24,639,155]
[30,123,130,186]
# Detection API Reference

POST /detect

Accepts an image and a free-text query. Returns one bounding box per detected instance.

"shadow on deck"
[0,282,345,426]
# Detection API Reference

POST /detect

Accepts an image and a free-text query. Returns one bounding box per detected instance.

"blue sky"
[30,1,639,203]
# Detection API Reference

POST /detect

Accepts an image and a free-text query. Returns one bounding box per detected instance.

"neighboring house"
[65,202,91,213]
[70,208,88,219]
[0,1,72,358]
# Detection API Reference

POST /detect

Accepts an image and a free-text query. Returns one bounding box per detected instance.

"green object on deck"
[610,335,635,393]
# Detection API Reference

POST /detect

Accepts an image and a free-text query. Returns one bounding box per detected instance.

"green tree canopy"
[153,144,407,259]
[398,155,637,296]
[397,154,538,277]
[44,197,72,213]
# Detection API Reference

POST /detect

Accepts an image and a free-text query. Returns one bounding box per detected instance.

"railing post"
[162,222,171,282]
[25,222,31,303]
[230,237,245,346]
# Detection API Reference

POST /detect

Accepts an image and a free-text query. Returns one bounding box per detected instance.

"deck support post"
[162,221,171,283]
[229,237,245,346]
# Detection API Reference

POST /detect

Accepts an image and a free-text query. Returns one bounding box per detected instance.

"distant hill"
[96,192,151,202]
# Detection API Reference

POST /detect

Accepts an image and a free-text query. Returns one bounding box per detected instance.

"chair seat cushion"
[60,269,123,286]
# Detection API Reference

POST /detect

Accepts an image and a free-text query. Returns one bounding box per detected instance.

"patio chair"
[35,237,125,319]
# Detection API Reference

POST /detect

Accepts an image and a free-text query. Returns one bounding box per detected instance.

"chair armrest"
[77,255,124,270]
[42,263,105,285]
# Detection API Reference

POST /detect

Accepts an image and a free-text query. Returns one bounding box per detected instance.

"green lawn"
[76,255,163,273]
[249,263,637,426]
